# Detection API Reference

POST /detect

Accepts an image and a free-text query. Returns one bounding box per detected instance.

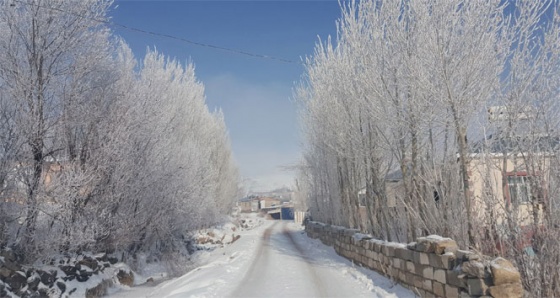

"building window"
[358,193,366,207]
[507,174,531,205]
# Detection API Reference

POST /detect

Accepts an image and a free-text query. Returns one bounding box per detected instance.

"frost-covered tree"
[0,0,114,256]
[297,1,560,294]
[0,0,239,266]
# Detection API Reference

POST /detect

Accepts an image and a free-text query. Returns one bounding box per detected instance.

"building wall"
[294,211,306,225]
[469,156,546,227]
[239,201,252,212]
[3,162,65,204]
[259,197,281,209]
[239,200,260,212]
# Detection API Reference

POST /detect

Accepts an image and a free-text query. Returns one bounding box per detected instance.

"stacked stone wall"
[305,221,523,298]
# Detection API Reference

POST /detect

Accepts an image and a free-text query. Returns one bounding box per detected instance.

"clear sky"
[110,0,341,192]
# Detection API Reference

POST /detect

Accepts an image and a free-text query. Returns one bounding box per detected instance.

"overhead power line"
[10,0,300,64]
[112,22,299,64]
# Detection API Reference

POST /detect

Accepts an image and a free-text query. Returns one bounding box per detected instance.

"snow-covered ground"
[108,219,414,298]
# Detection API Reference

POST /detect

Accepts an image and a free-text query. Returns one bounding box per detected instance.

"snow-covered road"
[109,220,414,298]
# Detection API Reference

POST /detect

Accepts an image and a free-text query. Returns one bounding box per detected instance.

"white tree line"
[296,0,560,296]
[0,0,239,264]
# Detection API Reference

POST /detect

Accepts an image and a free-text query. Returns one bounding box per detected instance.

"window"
[507,175,531,204]
[358,192,366,207]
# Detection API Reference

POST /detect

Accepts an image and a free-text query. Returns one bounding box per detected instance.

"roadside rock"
[0,282,7,297]
[488,282,523,298]
[57,281,67,294]
[108,257,119,264]
[6,272,27,291]
[95,253,108,262]
[86,279,113,298]
[1,259,20,272]
[490,257,521,285]
[462,260,487,278]
[79,257,99,271]
[27,274,40,291]
[38,269,57,286]
[415,236,458,255]
[0,248,138,298]
[117,269,134,286]
[0,250,16,262]
[0,267,12,278]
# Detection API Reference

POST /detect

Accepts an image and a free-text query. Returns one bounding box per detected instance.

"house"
[1,161,65,204]
[468,132,558,226]
[238,196,259,213]
[357,169,406,229]
[0,158,102,211]
[361,167,409,204]
[259,197,282,209]
[237,196,285,213]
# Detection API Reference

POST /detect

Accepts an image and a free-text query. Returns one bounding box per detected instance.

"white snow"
[108,220,414,298]
[384,242,408,249]
[353,233,373,241]
[425,235,453,242]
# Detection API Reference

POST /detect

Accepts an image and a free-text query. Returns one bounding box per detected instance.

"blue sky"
[110,1,341,192]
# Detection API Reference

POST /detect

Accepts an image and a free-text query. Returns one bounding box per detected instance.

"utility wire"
[10,0,300,64]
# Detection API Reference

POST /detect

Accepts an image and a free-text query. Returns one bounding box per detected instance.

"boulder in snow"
[117,269,134,286]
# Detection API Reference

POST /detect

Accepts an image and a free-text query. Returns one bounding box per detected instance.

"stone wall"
[305,221,523,298]
[0,250,131,297]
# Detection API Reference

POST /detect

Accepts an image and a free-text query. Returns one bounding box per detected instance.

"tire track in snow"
[231,221,327,297]
[230,221,277,297]
[281,222,327,298]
